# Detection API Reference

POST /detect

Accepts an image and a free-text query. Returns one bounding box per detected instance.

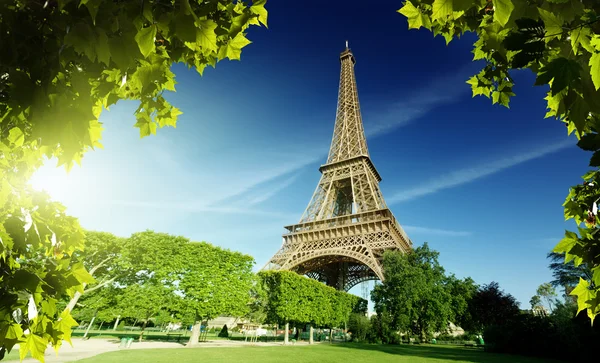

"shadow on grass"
[330,343,561,363]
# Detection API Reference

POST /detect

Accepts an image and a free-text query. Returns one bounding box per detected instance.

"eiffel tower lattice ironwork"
[263,43,412,291]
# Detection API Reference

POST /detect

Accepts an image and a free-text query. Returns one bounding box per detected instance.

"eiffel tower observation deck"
[263,43,412,291]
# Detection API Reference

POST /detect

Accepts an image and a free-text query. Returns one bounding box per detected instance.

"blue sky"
[31,0,588,308]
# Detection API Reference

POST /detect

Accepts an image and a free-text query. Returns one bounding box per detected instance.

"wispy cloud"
[404,225,473,237]
[246,173,302,206]
[388,139,573,204]
[364,64,476,138]
[95,198,295,219]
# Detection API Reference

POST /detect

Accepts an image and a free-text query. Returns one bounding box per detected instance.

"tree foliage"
[64,231,126,312]
[68,231,256,345]
[397,0,600,322]
[530,295,542,310]
[547,251,593,297]
[1,1,267,360]
[461,281,520,334]
[180,242,254,322]
[536,282,558,312]
[258,270,364,329]
[372,243,475,340]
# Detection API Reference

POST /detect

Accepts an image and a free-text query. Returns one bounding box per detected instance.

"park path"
[18,337,293,363]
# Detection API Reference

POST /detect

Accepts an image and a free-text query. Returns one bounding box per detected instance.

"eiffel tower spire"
[263,45,412,291]
[327,43,369,164]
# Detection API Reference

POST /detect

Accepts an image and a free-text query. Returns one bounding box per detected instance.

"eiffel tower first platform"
[263,43,412,291]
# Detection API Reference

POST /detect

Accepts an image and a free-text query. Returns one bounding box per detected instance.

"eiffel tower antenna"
[263,45,412,291]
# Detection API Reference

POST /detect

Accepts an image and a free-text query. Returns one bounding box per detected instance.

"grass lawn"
[74,343,560,363]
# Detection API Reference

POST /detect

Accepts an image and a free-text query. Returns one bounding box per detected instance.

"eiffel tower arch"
[263,44,412,292]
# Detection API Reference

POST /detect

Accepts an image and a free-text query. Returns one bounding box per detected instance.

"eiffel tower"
[263,43,412,291]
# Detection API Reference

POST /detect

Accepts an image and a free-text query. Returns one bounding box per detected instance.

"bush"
[483,309,599,362]
[116,321,125,331]
[348,313,370,342]
[218,324,229,338]
[367,312,399,344]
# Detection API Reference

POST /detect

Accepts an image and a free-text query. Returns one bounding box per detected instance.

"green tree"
[180,242,254,346]
[396,0,600,322]
[117,284,176,342]
[371,243,455,341]
[530,295,542,310]
[1,1,268,360]
[446,275,478,327]
[547,252,593,298]
[462,281,521,334]
[537,282,558,312]
[218,324,229,338]
[64,231,126,313]
[259,270,361,344]
[347,313,370,342]
[245,275,269,324]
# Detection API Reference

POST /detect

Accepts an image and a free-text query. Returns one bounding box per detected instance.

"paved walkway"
[19,337,300,363]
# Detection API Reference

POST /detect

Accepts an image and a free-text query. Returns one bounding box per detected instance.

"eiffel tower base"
[264,209,410,291]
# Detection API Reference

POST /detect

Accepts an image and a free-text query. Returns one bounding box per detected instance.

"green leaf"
[134,113,157,138]
[535,57,581,95]
[19,334,47,363]
[54,311,78,344]
[492,0,514,27]
[71,262,95,284]
[109,36,137,70]
[590,150,600,167]
[5,323,24,340]
[96,30,110,66]
[398,2,431,30]
[466,75,491,98]
[196,20,218,52]
[577,134,600,151]
[590,53,600,91]
[570,27,592,54]
[80,0,102,25]
[571,278,593,315]
[431,0,452,21]
[491,82,515,108]
[552,231,578,254]
[538,8,564,42]
[8,127,24,147]
[250,0,268,28]
[218,32,252,61]
[135,26,157,58]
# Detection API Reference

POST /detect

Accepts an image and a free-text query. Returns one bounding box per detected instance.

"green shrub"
[218,324,229,338]
[348,313,370,342]
[116,321,125,331]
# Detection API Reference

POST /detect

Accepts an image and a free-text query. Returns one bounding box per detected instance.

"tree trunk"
[329,327,333,343]
[65,291,82,313]
[309,325,314,344]
[83,315,96,339]
[113,315,120,330]
[187,320,202,346]
[284,322,289,345]
[139,319,148,342]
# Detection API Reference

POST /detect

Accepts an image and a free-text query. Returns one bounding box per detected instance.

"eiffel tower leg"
[337,262,348,291]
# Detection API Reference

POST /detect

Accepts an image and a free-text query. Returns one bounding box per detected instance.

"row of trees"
[67,232,365,346]
[67,230,255,345]
[259,270,366,344]
[362,240,599,360]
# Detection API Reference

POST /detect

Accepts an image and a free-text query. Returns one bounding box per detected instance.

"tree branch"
[89,255,114,275]
[85,276,117,293]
